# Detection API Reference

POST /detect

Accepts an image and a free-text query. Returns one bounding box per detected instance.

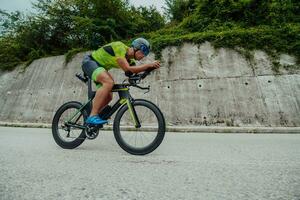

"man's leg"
[90,71,114,116]
[98,71,114,112]
[98,92,113,115]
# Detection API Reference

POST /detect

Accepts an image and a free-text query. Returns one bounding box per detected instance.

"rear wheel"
[113,100,165,155]
[52,101,88,149]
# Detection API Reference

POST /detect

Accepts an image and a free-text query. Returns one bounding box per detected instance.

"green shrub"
[147,24,300,65]
[0,37,22,70]
[65,48,87,64]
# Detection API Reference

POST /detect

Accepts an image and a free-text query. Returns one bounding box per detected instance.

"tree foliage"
[0,0,165,70]
[0,0,299,71]
[164,0,196,22]
[148,0,300,65]
[181,0,300,31]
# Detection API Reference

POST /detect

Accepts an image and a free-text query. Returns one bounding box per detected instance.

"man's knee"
[108,93,113,101]
[103,79,114,89]
[96,73,114,89]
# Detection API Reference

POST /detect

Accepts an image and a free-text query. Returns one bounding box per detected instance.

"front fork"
[125,98,141,128]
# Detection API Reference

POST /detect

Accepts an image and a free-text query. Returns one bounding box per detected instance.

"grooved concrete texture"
[0,42,299,126]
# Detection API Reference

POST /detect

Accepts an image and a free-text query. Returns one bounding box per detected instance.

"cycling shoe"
[86,115,108,125]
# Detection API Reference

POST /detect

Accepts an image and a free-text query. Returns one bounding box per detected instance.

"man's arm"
[117,58,160,74]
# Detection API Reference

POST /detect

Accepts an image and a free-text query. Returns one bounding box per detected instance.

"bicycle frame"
[65,77,141,130]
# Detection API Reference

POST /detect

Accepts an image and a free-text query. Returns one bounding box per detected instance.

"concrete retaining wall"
[0,42,299,127]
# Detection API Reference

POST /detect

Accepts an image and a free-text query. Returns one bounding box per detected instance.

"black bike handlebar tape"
[125,71,133,77]
[141,68,155,79]
[141,72,148,79]
[146,68,155,73]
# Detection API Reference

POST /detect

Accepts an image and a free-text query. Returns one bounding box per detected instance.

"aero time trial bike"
[51,69,166,155]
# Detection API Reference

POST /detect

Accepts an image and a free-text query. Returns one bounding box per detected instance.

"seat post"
[88,78,94,100]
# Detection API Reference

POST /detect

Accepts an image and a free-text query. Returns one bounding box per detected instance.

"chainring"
[85,125,101,139]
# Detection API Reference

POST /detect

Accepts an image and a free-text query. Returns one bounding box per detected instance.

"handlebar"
[126,68,155,85]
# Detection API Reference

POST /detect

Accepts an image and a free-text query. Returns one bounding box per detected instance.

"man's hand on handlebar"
[124,60,161,85]
[149,60,160,69]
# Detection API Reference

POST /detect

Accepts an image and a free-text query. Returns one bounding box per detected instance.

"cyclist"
[82,38,160,125]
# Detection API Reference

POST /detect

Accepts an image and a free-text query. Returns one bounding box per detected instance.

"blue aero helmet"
[131,38,150,56]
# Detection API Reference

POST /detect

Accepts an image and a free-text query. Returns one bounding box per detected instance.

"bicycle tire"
[113,99,165,155]
[52,101,88,149]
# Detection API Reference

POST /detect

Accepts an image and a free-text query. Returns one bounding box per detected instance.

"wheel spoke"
[57,107,85,143]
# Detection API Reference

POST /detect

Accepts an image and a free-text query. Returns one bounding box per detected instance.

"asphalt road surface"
[0,127,300,200]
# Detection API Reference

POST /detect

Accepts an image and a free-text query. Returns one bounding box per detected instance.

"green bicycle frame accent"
[126,99,140,128]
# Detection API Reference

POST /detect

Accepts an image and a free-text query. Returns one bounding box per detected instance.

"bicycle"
[51,69,166,155]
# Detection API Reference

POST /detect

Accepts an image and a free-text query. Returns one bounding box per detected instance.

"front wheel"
[52,101,88,149]
[113,100,166,155]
